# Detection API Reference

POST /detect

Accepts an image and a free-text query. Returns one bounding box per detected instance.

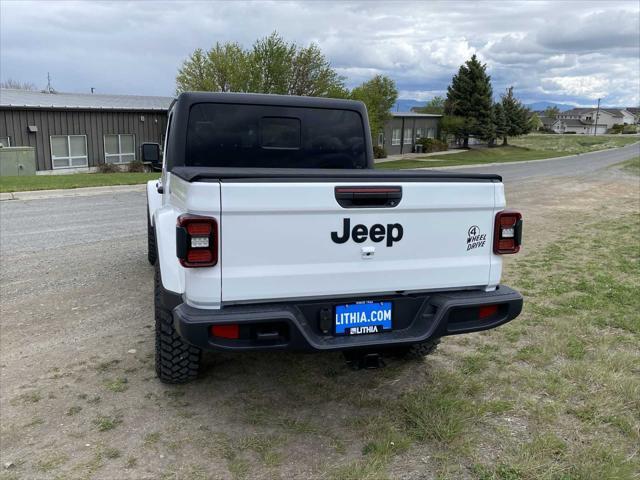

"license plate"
[334,301,392,336]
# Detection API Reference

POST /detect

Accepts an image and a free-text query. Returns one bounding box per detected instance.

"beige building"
[553,108,636,134]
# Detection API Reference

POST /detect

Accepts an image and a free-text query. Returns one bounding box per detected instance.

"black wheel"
[387,338,440,360]
[147,208,157,266]
[154,263,201,383]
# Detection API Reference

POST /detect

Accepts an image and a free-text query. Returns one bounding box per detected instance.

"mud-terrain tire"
[154,263,201,383]
[388,338,440,360]
[147,208,157,265]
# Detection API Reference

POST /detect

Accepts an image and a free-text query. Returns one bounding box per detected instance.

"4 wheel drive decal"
[331,218,403,247]
[467,225,487,251]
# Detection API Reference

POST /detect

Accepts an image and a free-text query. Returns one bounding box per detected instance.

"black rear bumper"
[169,286,523,352]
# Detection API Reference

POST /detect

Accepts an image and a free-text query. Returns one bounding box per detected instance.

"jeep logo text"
[331,218,403,247]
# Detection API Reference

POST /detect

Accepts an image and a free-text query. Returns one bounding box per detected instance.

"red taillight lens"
[210,324,239,339]
[187,249,213,264]
[494,210,523,254]
[176,215,218,267]
[187,222,211,236]
[479,304,498,319]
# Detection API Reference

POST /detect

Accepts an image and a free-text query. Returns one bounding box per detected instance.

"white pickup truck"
[146,92,523,383]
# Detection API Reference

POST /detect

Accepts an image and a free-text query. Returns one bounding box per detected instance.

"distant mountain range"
[392,99,427,112]
[392,98,582,113]
[524,101,577,112]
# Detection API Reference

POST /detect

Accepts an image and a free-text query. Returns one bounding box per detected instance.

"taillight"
[210,324,239,339]
[478,304,498,319]
[493,210,523,254]
[176,215,218,267]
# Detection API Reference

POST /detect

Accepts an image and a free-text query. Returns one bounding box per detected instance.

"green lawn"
[377,134,639,170]
[616,156,640,176]
[509,133,638,154]
[327,207,640,479]
[377,146,561,169]
[0,172,159,193]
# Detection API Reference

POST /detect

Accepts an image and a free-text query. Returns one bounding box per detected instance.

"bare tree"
[0,79,37,90]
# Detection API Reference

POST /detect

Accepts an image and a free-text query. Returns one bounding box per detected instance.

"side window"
[391,128,401,146]
[403,128,412,144]
[50,135,88,168]
[104,134,135,164]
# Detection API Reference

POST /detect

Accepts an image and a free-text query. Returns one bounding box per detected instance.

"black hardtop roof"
[172,91,367,112]
[166,92,373,170]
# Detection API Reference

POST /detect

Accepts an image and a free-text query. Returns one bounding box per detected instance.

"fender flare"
[146,180,163,227]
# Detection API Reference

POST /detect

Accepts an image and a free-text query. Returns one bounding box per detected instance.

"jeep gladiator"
[147,92,523,383]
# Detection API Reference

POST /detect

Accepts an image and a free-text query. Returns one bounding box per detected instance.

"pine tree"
[492,103,507,146]
[500,87,531,145]
[445,55,493,147]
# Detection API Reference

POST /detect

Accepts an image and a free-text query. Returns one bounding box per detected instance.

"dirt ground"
[1,165,638,479]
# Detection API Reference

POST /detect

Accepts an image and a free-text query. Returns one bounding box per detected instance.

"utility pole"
[593,98,601,136]
[46,72,53,93]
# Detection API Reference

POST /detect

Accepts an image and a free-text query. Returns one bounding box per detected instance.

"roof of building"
[602,108,627,117]
[0,88,174,111]
[539,116,555,126]
[558,108,596,116]
[554,118,606,127]
[559,107,625,118]
[391,112,442,118]
[626,107,640,115]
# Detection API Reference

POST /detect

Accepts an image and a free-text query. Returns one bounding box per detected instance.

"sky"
[1,0,639,107]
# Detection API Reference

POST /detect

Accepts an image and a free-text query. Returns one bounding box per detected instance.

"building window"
[50,135,88,168]
[403,128,412,144]
[391,128,401,146]
[377,132,384,146]
[415,128,424,139]
[104,134,135,164]
[427,128,436,139]
[0,136,10,147]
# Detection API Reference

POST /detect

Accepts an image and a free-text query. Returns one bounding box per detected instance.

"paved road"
[451,142,639,181]
[1,143,638,256]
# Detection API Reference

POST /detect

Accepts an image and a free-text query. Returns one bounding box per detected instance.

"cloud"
[1,0,638,106]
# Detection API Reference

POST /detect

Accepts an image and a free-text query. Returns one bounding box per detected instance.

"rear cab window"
[185,103,367,169]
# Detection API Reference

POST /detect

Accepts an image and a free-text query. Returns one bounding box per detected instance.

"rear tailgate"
[219,177,498,303]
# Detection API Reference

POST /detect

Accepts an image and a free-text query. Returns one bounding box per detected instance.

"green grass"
[509,133,638,154]
[327,207,640,478]
[377,146,561,169]
[0,172,158,193]
[377,134,638,170]
[616,156,640,176]
[93,415,122,432]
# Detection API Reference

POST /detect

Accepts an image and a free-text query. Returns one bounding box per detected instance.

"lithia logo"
[467,225,486,251]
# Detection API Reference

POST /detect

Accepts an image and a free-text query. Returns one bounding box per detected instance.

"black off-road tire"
[388,338,440,360]
[147,208,157,266]
[154,263,201,383]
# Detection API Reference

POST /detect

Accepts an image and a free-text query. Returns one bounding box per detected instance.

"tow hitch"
[343,351,386,370]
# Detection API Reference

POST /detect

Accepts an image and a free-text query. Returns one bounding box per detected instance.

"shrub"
[417,138,448,153]
[373,146,387,159]
[97,162,120,173]
[127,160,145,172]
